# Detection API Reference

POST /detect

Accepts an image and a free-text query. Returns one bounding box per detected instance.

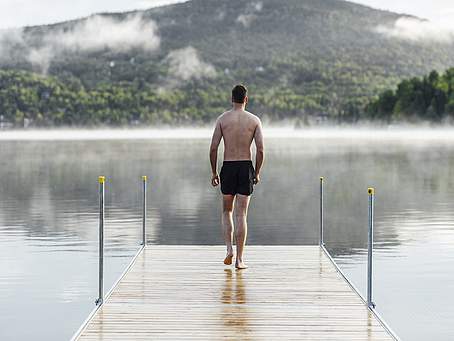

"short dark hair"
[232,84,248,103]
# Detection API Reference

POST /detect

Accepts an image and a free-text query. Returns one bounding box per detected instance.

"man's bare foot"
[235,260,248,269]
[224,253,234,265]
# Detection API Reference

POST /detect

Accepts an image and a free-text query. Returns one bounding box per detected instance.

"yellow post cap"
[368,187,375,195]
[142,175,147,181]
[320,176,324,181]
[98,176,105,184]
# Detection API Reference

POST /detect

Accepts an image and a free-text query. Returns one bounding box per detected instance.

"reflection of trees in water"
[0,141,148,246]
[1,138,454,254]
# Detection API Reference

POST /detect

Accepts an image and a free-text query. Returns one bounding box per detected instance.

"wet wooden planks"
[76,246,393,340]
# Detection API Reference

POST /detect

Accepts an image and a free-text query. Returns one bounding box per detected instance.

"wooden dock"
[75,245,394,340]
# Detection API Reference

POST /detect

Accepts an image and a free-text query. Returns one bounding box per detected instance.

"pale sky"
[0,0,453,29]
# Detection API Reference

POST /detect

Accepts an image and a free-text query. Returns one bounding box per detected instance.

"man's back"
[218,109,260,161]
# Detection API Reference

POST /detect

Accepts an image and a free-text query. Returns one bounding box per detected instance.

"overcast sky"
[1,0,453,29]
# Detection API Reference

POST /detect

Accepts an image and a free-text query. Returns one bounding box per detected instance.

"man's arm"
[253,119,264,184]
[209,119,223,187]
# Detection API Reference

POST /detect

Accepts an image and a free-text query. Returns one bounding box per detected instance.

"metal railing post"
[95,176,105,306]
[367,187,376,308]
[142,176,147,246]
[319,177,324,246]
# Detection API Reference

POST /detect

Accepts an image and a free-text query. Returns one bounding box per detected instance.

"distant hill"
[1,0,454,126]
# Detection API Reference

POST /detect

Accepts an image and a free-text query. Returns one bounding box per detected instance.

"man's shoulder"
[244,110,261,124]
[217,110,232,122]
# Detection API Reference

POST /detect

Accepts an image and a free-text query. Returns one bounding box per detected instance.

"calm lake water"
[1,128,454,340]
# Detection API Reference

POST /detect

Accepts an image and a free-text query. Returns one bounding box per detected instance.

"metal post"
[142,176,147,246]
[95,176,105,306]
[319,177,324,246]
[367,187,376,308]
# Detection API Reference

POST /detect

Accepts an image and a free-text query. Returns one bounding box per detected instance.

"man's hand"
[253,173,260,185]
[211,173,220,187]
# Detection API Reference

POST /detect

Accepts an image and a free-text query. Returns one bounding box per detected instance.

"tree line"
[367,68,454,123]
[1,68,454,127]
[0,68,366,127]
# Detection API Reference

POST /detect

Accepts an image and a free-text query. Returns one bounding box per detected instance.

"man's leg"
[222,194,235,264]
[234,194,250,269]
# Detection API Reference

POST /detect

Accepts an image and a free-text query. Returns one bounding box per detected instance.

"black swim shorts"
[220,160,255,196]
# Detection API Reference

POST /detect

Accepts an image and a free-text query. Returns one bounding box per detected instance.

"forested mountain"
[1,0,454,126]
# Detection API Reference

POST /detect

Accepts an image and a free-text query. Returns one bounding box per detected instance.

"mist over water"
[0,128,453,340]
[2,126,454,140]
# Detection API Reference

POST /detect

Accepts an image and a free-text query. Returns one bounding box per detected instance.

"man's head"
[232,84,248,106]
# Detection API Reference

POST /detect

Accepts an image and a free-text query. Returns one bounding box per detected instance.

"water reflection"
[0,138,425,247]
[221,269,251,337]
[0,133,454,340]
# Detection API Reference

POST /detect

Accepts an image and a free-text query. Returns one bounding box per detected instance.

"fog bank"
[2,127,454,141]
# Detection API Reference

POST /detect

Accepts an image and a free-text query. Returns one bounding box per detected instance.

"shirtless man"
[209,84,265,269]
